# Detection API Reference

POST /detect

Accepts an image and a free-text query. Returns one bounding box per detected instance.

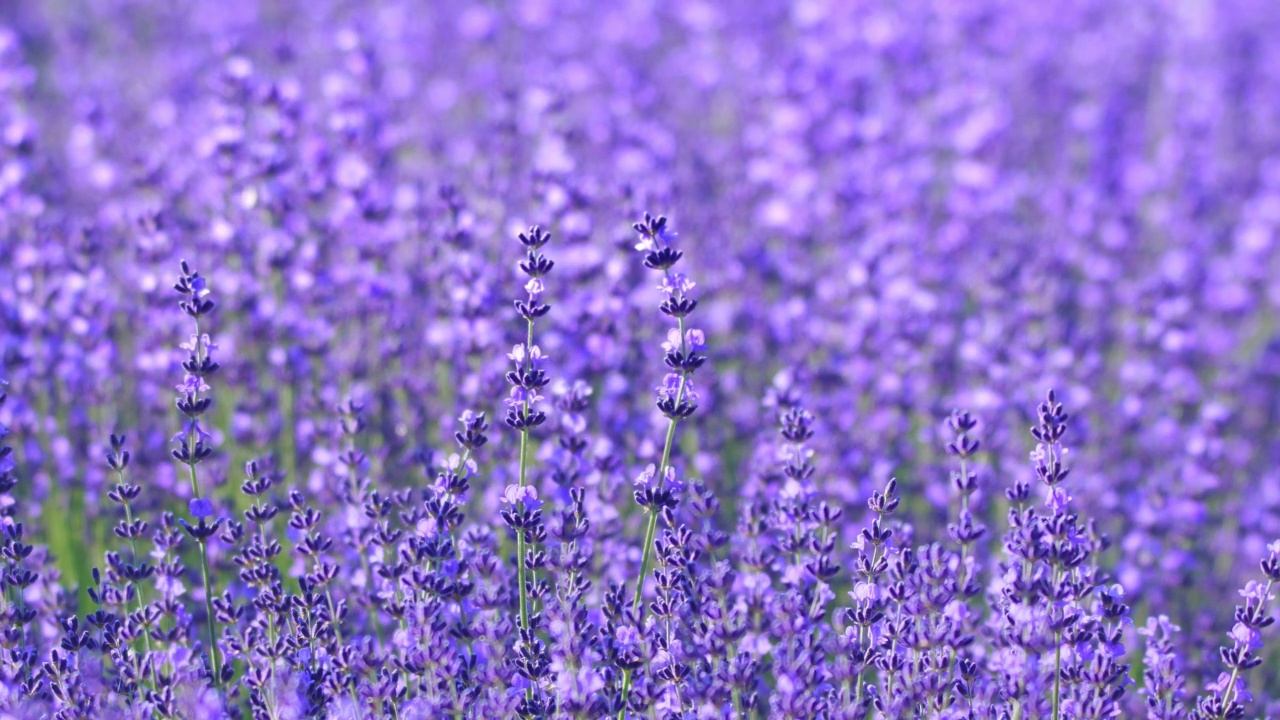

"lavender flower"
[1139,615,1188,719]
[504,225,554,712]
[1193,541,1280,719]
[170,261,225,688]
[618,213,707,718]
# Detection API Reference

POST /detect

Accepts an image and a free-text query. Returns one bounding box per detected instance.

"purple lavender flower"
[504,225,555,711]
[171,260,226,688]
[1193,542,1280,719]
[188,497,213,519]
[501,484,542,513]
[1139,615,1188,719]
[616,213,709,717]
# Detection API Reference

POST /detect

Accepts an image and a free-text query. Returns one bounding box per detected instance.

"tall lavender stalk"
[504,225,553,710]
[619,213,706,717]
[170,260,224,688]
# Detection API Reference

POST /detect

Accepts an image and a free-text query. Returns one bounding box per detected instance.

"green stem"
[360,551,384,651]
[619,317,689,719]
[517,318,535,704]
[196,535,221,687]
[185,320,221,689]
[631,316,688,611]
[1049,560,1064,720]
[187,458,222,689]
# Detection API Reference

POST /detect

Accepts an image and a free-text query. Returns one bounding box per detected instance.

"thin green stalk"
[195,535,221,687]
[618,318,688,719]
[947,456,972,674]
[806,524,832,620]
[1049,559,1065,720]
[517,318,535,704]
[341,425,386,654]
[1052,637,1062,720]
[631,316,688,610]
[185,454,222,689]
[360,552,384,651]
[185,320,222,689]
[956,457,971,591]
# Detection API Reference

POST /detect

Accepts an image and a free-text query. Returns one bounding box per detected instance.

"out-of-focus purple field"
[2,0,1280,717]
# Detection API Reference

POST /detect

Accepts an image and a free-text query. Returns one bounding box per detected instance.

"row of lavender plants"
[3,0,1280,717]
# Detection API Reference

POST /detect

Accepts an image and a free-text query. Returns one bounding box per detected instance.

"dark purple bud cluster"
[514,226,553,322]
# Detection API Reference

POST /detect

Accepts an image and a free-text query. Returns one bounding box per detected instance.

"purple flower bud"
[663,466,683,493]
[661,328,683,353]
[1045,486,1072,513]
[1231,622,1263,650]
[1240,580,1271,601]
[656,373,683,400]
[175,374,211,395]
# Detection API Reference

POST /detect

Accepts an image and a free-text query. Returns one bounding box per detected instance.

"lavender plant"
[2,1,1280,718]
[171,260,226,689]
[505,224,554,716]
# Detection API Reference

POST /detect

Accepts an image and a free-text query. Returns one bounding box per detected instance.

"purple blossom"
[1229,622,1262,651]
[657,273,695,296]
[501,483,541,512]
[174,373,211,395]
[615,626,641,652]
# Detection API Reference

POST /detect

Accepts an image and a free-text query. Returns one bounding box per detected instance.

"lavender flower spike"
[171,260,226,688]
[504,225,554,712]
[619,213,707,718]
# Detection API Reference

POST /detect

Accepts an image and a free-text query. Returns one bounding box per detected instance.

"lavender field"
[2,0,1280,717]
